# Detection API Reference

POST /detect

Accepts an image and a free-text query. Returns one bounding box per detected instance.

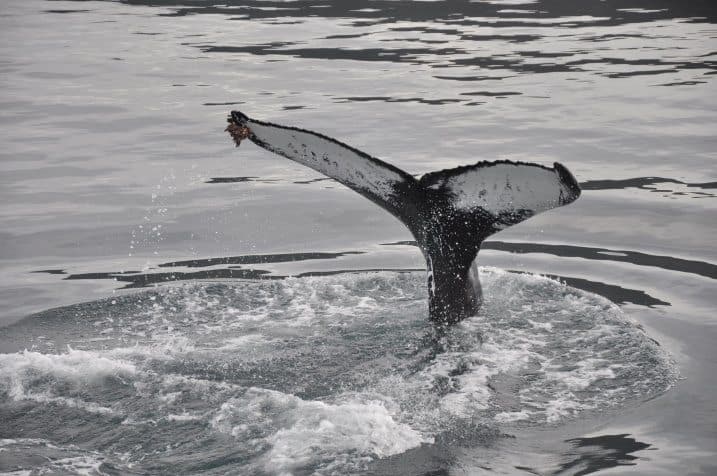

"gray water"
[0,0,715,474]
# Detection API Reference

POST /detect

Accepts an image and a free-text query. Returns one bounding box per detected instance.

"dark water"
[1,0,716,474]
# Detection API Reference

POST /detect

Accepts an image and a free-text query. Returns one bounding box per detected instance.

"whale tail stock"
[227,111,581,324]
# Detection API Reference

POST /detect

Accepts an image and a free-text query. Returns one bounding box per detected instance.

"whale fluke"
[226,111,581,324]
[226,111,419,223]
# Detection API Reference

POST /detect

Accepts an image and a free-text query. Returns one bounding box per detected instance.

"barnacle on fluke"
[225,115,252,147]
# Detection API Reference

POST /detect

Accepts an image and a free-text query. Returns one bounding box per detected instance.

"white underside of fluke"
[247,120,407,204]
[423,162,567,217]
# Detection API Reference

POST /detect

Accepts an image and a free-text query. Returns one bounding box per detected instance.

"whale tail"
[227,111,581,324]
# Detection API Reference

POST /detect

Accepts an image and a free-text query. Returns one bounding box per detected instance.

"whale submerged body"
[226,111,581,325]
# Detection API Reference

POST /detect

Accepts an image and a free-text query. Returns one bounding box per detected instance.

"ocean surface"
[1,0,715,474]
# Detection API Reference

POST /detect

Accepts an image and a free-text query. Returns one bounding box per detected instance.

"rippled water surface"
[1,0,716,474]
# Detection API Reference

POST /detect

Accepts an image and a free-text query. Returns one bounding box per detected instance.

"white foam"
[0,348,135,402]
[343,269,676,430]
[39,456,105,476]
[21,394,118,416]
[0,438,54,448]
[211,387,429,474]
[494,410,532,423]
[165,413,202,422]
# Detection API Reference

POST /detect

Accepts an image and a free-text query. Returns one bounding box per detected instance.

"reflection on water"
[132,0,717,28]
[581,177,717,199]
[556,434,651,476]
[151,0,717,88]
[157,250,364,268]
[383,240,717,280]
[581,177,717,191]
[33,243,673,307]
[484,242,717,280]
[212,173,717,196]
[527,273,669,308]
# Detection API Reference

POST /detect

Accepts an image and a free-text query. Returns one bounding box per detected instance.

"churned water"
[0,271,676,474]
[1,0,715,475]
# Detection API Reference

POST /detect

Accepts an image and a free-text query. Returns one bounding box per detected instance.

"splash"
[0,270,676,475]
